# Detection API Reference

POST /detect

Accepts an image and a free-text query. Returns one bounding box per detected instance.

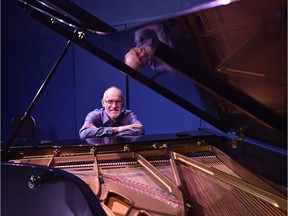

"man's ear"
[101,99,105,107]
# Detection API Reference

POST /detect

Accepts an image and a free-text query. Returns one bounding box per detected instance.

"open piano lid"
[16,0,287,148]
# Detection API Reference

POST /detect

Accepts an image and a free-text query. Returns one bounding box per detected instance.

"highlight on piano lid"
[1,0,287,215]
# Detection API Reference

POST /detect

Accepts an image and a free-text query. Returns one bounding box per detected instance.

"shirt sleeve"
[117,110,145,136]
[134,27,157,47]
[79,110,114,139]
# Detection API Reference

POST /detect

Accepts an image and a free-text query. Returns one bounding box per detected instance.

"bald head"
[125,50,143,69]
[103,86,124,100]
[124,46,154,70]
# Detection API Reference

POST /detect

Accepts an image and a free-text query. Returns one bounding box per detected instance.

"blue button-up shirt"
[79,108,144,139]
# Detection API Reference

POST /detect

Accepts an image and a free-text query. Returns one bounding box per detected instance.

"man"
[79,86,144,139]
[124,24,174,72]
[124,45,154,70]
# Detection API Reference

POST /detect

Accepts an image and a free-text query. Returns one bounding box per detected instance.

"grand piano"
[2,0,287,215]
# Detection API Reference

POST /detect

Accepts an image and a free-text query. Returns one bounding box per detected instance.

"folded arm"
[79,123,144,139]
[79,110,144,139]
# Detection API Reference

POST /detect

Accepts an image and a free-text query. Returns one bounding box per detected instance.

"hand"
[117,123,143,133]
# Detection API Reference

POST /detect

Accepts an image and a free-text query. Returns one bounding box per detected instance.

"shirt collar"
[103,109,124,124]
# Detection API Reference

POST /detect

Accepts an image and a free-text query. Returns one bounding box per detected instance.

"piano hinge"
[231,126,246,149]
[123,145,130,152]
[50,18,57,25]
[77,31,85,39]
[54,148,60,157]
[90,147,97,155]
[159,143,169,149]
[196,140,207,146]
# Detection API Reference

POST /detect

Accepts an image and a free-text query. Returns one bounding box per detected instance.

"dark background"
[1,0,217,141]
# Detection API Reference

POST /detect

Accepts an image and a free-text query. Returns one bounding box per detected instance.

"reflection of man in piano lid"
[79,86,144,140]
[125,46,154,69]
[125,24,174,72]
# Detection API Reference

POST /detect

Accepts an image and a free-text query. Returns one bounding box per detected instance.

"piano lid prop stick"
[2,40,72,160]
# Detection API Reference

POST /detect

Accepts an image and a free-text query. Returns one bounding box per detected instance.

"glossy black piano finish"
[2,0,287,215]
[1,161,106,216]
[13,0,286,147]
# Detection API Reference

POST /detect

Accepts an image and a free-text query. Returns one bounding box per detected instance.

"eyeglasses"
[104,99,123,105]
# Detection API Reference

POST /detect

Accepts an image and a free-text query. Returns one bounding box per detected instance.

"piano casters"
[2,40,72,161]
